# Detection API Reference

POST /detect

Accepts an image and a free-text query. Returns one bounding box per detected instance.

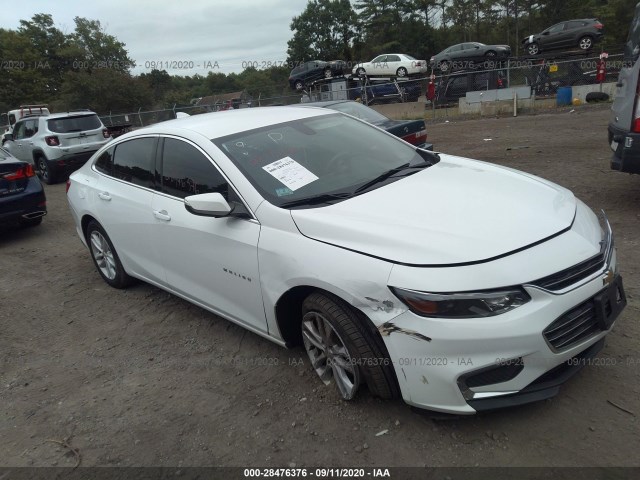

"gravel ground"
[1,104,639,468]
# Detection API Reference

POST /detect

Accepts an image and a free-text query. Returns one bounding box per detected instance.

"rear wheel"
[578,36,593,51]
[86,220,133,289]
[396,67,408,77]
[35,156,56,184]
[301,292,399,401]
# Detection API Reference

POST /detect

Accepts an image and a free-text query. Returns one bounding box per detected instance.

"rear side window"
[47,114,102,133]
[566,21,586,29]
[160,138,228,199]
[94,147,114,175]
[112,138,156,188]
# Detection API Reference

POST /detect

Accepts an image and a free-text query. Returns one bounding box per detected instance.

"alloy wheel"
[302,311,359,400]
[90,231,117,280]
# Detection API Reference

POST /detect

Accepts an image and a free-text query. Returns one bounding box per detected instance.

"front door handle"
[98,192,111,201]
[153,209,171,221]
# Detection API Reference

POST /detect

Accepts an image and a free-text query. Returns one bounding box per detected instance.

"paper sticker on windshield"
[262,157,318,191]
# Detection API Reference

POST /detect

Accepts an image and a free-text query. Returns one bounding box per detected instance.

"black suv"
[523,19,604,56]
[288,60,347,90]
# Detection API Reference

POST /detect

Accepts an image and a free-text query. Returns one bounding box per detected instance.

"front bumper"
[608,124,640,174]
[382,269,625,414]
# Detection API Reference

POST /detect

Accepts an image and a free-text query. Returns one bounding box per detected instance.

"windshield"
[213,113,423,208]
[325,102,388,124]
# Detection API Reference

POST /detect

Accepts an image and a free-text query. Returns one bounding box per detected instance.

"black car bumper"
[468,337,605,412]
[0,177,47,226]
[608,124,640,174]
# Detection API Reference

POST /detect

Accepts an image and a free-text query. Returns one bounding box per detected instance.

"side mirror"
[184,192,233,218]
[542,31,550,35]
[4,133,13,141]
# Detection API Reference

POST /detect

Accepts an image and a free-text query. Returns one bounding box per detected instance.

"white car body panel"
[66,106,623,414]
[352,54,428,76]
[291,154,577,265]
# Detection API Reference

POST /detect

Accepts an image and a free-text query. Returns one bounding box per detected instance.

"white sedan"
[67,107,626,414]
[352,54,428,77]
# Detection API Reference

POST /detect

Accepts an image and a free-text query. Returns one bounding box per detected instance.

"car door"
[5,121,28,161]
[543,23,566,49]
[150,136,266,333]
[371,55,387,75]
[20,119,38,162]
[92,136,165,283]
[386,55,401,75]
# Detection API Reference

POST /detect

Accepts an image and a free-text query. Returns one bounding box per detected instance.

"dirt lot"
[1,105,639,469]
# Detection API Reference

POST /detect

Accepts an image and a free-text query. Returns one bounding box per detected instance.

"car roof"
[43,111,98,120]
[133,106,333,140]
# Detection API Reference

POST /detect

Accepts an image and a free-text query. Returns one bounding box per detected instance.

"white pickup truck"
[2,105,50,144]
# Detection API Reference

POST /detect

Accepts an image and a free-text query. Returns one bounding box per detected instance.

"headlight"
[389,286,530,318]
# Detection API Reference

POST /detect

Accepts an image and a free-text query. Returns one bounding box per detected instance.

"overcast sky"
[0,0,310,76]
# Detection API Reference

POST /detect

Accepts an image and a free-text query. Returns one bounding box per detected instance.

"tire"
[527,43,539,55]
[35,156,56,184]
[396,67,408,77]
[356,67,366,76]
[439,60,450,72]
[301,292,399,401]
[324,68,333,79]
[586,92,610,103]
[579,36,593,51]
[86,220,133,289]
[294,80,304,91]
[485,51,496,57]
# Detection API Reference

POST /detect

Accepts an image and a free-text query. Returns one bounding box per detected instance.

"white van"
[609,2,640,173]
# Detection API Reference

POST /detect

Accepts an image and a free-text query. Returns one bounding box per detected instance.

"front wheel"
[356,67,366,76]
[324,68,333,79]
[527,43,539,55]
[294,80,304,91]
[439,60,450,72]
[301,292,398,401]
[86,220,133,289]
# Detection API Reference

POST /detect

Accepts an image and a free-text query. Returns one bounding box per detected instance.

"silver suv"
[4,110,111,184]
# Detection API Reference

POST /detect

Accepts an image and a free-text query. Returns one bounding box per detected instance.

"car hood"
[290,155,576,265]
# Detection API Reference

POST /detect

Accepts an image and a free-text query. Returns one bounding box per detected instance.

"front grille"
[530,251,605,291]
[543,299,600,350]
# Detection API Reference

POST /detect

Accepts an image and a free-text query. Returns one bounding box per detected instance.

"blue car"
[0,146,46,228]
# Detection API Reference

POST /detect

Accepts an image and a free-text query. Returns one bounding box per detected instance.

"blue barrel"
[557,87,572,106]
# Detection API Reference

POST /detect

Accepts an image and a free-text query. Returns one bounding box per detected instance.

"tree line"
[0,1,636,117]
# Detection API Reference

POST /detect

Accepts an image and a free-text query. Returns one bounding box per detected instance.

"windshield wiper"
[354,162,435,194]
[279,192,353,209]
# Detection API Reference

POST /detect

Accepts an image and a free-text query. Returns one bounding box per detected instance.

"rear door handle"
[98,192,111,201]
[153,209,171,221]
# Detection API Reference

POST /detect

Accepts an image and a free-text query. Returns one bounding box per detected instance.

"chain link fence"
[94,52,624,130]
